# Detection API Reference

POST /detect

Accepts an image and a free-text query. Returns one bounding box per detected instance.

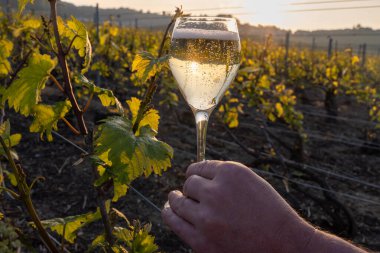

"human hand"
[162,160,315,253]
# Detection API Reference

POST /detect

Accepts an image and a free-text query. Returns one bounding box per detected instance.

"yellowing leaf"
[113,180,128,202]
[352,55,360,65]
[60,17,92,74]
[0,39,13,76]
[110,222,159,253]
[275,84,286,93]
[5,172,17,187]
[258,75,270,89]
[40,209,104,244]
[77,75,124,114]
[29,101,72,141]
[18,0,34,15]
[268,112,276,122]
[23,18,41,29]
[3,53,57,116]
[127,97,159,134]
[0,120,22,159]
[127,97,141,120]
[132,52,169,82]
[275,103,284,117]
[95,117,173,191]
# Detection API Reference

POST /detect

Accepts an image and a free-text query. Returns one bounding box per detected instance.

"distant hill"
[0,0,172,27]
[1,0,379,54]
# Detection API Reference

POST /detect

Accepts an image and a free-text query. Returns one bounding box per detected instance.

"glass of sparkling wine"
[169,17,241,162]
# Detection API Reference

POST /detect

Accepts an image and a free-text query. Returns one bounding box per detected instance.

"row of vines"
[0,0,379,252]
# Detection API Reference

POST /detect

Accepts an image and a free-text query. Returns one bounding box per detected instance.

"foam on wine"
[172,29,240,41]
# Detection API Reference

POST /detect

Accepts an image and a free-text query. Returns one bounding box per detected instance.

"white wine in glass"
[169,17,241,162]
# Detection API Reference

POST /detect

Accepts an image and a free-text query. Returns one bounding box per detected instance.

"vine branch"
[64,35,78,55]
[0,137,60,253]
[82,92,94,113]
[132,10,181,133]
[49,0,88,135]
[49,74,64,93]
[61,118,81,136]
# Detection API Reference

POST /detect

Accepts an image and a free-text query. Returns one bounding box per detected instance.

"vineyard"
[0,0,380,252]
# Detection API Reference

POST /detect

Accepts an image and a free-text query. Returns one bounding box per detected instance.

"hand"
[161,160,315,253]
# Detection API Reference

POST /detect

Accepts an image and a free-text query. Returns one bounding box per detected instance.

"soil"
[1,84,380,253]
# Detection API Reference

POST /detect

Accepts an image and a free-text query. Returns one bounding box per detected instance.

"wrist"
[274,217,317,253]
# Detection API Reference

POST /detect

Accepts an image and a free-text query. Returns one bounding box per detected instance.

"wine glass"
[169,17,241,162]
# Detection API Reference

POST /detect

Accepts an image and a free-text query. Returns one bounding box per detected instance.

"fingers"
[186,160,222,179]
[162,205,199,247]
[169,191,199,223]
[183,175,210,201]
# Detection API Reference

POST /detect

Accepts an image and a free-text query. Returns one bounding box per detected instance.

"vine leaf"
[18,0,34,15]
[0,120,21,160]
[113,222,159,253]
[94,117,173,201]
[13,18,41,37]
[2,53,57,116]
[77,75,124,114]
[0,39,13,77]
[29,100,72,141]
[39,203,110,244]
[132,51,169,82]
[113,180,128,202]
[91,220,159,253]
[127,97,159,134]
[58,17,92,74]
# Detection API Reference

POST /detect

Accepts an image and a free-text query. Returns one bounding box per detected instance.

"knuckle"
[171,196,185,211]
[183,175,197,191]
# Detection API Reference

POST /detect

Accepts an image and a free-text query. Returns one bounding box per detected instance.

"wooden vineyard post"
[361,43,367,67]
[284,31,290,76]
[327,36,333,59]
[94,3,100,42]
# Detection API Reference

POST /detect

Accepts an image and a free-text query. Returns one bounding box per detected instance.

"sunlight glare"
[190,62,199,72]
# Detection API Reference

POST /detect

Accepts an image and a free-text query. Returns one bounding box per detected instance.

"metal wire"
[299,106,378,126]
[288,4,380,12]
[250,167,380,205]
[51,131,162,214]
[290,0,380,5]
[52,129,380,209]
[282,158,380,190]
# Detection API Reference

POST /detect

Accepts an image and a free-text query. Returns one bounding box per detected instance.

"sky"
[63,0,380,31]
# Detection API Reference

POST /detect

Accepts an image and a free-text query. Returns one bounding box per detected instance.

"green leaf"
[0,39,13,77]
[41,211,101,244]
[131,226,159,253]
[77,75,124,113]
[91,234,105,247]
[62,16,92,74]
[3,53,57,116]
[94,117,173,190]
[127,97,159,134]
[4,171,18,187]
[0,120,22,159]
[113,222,159,253]
[29,100,72,141]
[132,52,169,82]
[18,0,34,16]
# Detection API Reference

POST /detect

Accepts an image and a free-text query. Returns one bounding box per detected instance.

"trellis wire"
[52,130,379,211]
[51,131,162,214]
[250,167,380,205]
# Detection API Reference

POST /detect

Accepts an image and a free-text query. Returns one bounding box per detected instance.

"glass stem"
[194,110,210,162]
